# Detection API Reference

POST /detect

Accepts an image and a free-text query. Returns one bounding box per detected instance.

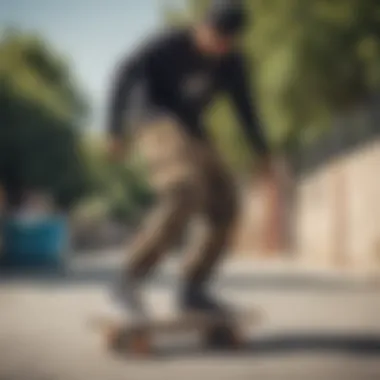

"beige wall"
[295,164,338,268]
[344,143,380,273]
[295,141,380,273]
[232,187,267,255]
[232,174,288,257]
[231,138,380,275]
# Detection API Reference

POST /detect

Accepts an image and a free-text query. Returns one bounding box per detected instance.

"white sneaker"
[110,274,147,323]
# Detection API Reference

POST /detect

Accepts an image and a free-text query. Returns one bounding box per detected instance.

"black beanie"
[206,0,247,36]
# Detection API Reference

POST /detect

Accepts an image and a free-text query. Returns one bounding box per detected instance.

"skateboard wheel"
[106,326,129,352]
[129,331,151,355]
[106,328,152,356]
[204,323,242,349]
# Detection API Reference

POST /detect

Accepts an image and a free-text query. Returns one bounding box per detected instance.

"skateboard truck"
[90,307,260,356]
[106,325,152,356]
[204,321,243,349]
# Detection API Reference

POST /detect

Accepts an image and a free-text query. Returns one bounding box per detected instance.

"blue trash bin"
[1,215,69,269]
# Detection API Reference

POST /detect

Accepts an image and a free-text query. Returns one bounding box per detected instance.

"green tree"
[167,0,380,165]
[0,29,91,211]
[78,135,154,224]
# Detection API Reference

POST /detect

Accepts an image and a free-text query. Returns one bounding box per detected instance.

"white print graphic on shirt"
[182,73,211,100]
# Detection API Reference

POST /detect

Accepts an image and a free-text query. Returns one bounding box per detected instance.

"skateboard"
[89,308,262,356]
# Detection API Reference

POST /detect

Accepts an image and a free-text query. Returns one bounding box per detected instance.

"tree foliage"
[0,29,154,221]
[78,135,154,223]
[0,29,90,210]
[166,0,380,169]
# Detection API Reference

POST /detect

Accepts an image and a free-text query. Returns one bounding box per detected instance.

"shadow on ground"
[109,333,380,361]
[2,266,380,360]
[1,266,380,292]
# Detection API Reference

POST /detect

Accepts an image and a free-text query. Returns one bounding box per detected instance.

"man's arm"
[108,29,209,145]
[223,54,269,157]
[107,58,140,139]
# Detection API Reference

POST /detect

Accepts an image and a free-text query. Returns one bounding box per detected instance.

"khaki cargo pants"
[125,116,238,288]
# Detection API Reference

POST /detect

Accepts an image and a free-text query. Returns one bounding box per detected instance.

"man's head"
[194,0,247,56]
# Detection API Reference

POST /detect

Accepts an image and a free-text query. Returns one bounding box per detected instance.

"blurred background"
[1,0,380,272]
[1,1,380,379]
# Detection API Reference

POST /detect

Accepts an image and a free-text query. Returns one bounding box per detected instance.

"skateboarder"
[107,0,275,321]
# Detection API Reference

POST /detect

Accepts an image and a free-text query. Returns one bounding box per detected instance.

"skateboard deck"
[89,308,262,356]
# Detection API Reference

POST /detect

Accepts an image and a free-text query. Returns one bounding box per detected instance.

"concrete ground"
[1,253,380,380]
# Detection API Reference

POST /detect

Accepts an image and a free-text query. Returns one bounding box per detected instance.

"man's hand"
[107,136,126,162]
[256,155,289,189]
[256,156,276,180]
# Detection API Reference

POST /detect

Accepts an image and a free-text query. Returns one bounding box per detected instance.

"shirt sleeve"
[144,32,207,139]
[107,30,184,138]
[106,33,163,138]
[223,53,269,156]
[107,29,209,141]
[107,57,138,138]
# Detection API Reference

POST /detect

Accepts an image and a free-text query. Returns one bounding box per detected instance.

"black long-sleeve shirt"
[108,28,269,156]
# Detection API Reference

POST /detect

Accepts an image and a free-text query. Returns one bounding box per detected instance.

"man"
[107,0,275,321]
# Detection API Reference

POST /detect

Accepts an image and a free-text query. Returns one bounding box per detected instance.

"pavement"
[1,252,380,380]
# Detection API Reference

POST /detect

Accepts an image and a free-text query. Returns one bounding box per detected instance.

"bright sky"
[0,0,180,130]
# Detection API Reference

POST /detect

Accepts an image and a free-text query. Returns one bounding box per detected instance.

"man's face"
[196,24,238,56]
